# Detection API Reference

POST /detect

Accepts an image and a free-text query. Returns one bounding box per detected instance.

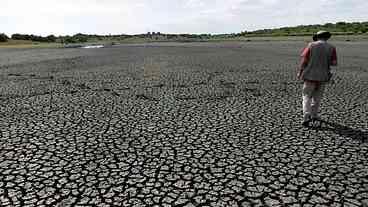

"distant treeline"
[60,33,213,43]
[60,33,131,44]
[239,21,368,37]
[135,32,213,40]
[11,34,57,42]
[1,21,367,43]
[1,32,214,43]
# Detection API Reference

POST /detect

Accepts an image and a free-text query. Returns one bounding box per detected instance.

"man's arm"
[298,45,311,79]
[331,47,337,66]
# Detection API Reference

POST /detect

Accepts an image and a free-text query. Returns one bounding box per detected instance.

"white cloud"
[1,0,367,35]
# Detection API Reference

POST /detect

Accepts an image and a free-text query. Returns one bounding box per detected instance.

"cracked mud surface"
[0,42,367,206]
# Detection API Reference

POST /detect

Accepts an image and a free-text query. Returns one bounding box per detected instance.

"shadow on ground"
[315,120,368,142]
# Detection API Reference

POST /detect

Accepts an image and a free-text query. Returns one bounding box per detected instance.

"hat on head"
[316,30,331,39]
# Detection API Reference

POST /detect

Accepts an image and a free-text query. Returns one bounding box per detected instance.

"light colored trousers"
[302,81,325,119]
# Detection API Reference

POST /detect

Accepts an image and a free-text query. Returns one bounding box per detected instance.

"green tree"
[0,33,9,42]
[11,33,29,40]
[73,33,88,43]
[64,36,77,44]
[46,35,57,42]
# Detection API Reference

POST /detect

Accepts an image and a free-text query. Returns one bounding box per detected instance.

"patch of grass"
[239,34,368,42]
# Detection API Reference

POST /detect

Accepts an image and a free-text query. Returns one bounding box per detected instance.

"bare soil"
[0,41,367,206]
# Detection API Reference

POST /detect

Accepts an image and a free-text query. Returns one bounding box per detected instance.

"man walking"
[298,31,338,127]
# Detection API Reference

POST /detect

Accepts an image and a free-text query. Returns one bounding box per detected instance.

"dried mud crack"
[0,42,367,206]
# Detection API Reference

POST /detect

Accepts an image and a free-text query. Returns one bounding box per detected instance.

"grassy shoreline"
[0,40,62,49]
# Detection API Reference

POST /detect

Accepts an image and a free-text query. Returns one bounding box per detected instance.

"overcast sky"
[1,0,367,36]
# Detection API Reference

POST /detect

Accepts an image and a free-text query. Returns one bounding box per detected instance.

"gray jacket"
[302,41,337,82]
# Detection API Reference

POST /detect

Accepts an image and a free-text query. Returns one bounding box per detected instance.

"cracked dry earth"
[0,42,367,207]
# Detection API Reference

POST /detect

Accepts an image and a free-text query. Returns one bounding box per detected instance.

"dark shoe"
[302,114,312,127]
[302,119,312,127]
[311,118,322,128]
